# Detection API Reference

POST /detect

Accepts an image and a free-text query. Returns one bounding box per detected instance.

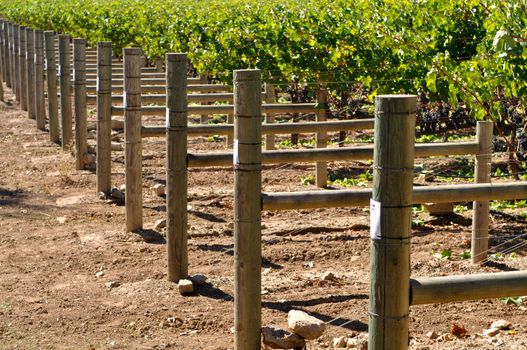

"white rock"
[333,336,347,348]
[346,334,368,350]
[490,319,511,330]
[105,281,120,289]
[190,274,207,286]
[262,326,306,349]
[321,271,336,281]
[154,219,167,231]
[483,328,500,337]
[287,310,325,340]
[178,279,194,294]
[95,271,105,278]
[57,216,67,224]
[426,331,439,340]
[153,184,165,196]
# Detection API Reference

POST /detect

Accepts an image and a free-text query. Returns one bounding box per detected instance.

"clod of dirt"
[178,279,194,294]
[287,310,325,340]
[261,326,305,349]
[450,322,468,338]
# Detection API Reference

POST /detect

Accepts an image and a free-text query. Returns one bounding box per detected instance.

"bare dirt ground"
[1,87,526,350]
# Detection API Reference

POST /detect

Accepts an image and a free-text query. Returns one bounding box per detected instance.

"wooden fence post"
[34,30,46,130]
[59,34,72,150]
[4,21,11,89]
[124,47,143,232]
[26,28,36,119]
[166,53,188,282]
[315,87,328,187]
[13,24,20,100]
[471,120,494,263]
[44,31,60,142]
[368,95,416,350]
[264,83,276,150]
[19,26,27,110]
[96,42,112,195]
[0,18,6,81]
[73,38,87,170]
[234,69,262,350]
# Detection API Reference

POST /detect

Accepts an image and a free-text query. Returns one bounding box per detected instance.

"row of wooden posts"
[231,70,527,349]
[2,19,527,350]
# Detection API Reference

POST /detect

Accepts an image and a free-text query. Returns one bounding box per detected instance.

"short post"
[166,53,188,282]
[471,120,493,263]
[59,34,73,150]
[4,21,11,88]
[44,31,59,142]
[124,47,143,232]
[315,87,328,187]
[264,83,276,150]
[34,30,46,130]
[96,42,112,195]
[368,95,416,350]
[234,69,262,350]
[73,38,87,170]
[19,26,27,110]
[26,28,36,119]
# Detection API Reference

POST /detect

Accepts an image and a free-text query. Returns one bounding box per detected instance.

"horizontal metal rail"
[410,271,527,305]
[141,119,375,137]
[261,182,527,210]
[187,141,477,168]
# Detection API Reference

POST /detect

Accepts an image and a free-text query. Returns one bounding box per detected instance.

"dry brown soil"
[0,88,526,350]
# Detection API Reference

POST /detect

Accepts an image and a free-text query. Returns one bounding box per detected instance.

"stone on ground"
[178,279,194,294]
[287,310,325,340]
[261,326,305,349]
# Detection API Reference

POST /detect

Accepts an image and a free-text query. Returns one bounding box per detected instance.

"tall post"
[471,121,494,263]
[4,22,11,88]
[12,24,19,99]
[368,95,416,350]
[0,20,6,86]
[26,28,36,119]
[315,87,328,187]
[166,53,188,282]
[59,34,72,150]
[264,83,276,150]
[19,26,28,110]
[45,31,59,142]
[233,69,262,350]
[73,38,87,170]
[124,48,143,232]
[96,42,112,195]
[34,30,46,130]
[19,26,27,108]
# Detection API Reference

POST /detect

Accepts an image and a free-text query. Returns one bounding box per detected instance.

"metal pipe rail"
[261,182,527,210]
[187,141,478,168]
[87,84,230,93]
[141,119,376,138]
[86,92,263,104]
[410,271,527,305]
[111,102,316,116]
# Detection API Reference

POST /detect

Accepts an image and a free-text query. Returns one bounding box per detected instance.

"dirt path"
[0,88,526,350]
